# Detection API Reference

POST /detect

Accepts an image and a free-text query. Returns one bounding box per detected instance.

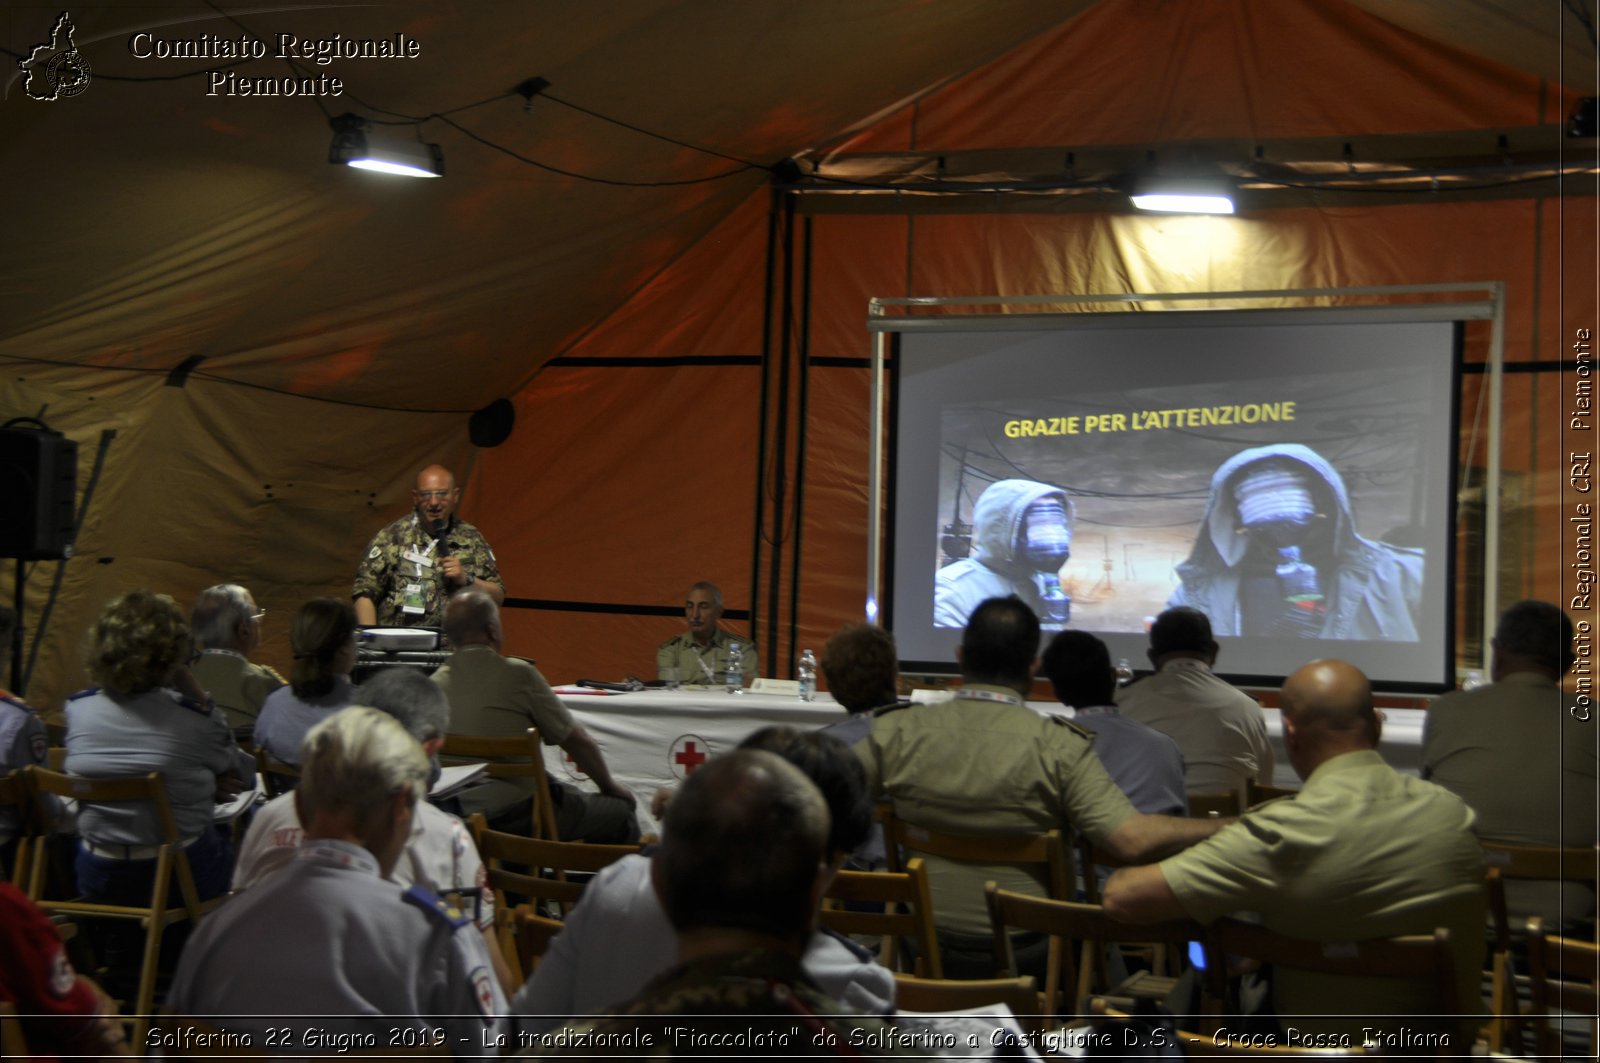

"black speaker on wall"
[0,427,78,560]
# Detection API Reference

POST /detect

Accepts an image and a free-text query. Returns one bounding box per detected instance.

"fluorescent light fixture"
[328,113,444,178]
[1130,176,1235,214]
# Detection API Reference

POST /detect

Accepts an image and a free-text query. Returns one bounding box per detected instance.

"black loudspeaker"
[0,427,78,559]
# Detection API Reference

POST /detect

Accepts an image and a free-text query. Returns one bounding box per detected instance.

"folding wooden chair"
[511,903,566,978]
[880,808,1073,983]
[441,728,558,840]
[1246,781,1298,808]
[467,813,639,983]
[1074,837,1181,997]
[1200,918,1464,1056]
[251,744,301,798]
[986,885,1203,1021]
[894,973,1044,1038]
[0,770,36,887]
[1526,916,1600,1059]
[819,857,942,977]
[25,767,222,1045]
[1480,841,1600,1052]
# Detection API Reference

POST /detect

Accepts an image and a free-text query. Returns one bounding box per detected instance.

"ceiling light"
[328,113,444,178]
[1130,176,1235,214]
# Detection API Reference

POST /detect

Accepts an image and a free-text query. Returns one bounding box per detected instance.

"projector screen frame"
[866,283,1505,694]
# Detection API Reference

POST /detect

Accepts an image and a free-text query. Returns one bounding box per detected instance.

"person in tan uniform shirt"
[855,596,1224,977]
[188,584,284,738]
[655,581,757,686]
[1116,606,1275,801]
[1105,659,1485,1047]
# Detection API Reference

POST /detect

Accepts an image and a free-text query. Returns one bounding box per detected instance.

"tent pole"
[787,215,815,675]
[750,186,782,655]
[764,191,798,678]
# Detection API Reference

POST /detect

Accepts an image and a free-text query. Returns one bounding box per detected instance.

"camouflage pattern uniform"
[354,513,502,628]
[527,949,908,1058]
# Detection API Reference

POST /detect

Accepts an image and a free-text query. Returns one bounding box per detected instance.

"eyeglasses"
[415,489,453,501]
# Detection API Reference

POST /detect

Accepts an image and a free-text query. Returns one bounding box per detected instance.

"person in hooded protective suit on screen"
[934,480,1074,629]
[1168,444,1423,640]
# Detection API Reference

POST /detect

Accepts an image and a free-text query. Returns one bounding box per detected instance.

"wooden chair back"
[511,903,566,978]
[986,885,1202,1020]
[251,744,301,798]
[441,728,558,840]
[0,770,35,887]
[1479,841,1598,1051]
[820,857,942,977]
[1526,916,1600,1058]
[894,974,1043,1037]
[467,813,639,982]
[1245,781,1298,807]
[0,1001,27,1060]
[25,767,220,1045]
[1188,790,1242,819]
[1201,918,1461,1054]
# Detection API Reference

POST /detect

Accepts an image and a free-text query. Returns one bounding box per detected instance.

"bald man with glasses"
[354,465,505,629]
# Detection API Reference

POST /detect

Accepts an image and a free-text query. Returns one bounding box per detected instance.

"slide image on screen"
[933,369,1427,643]
[889,316,1457,688]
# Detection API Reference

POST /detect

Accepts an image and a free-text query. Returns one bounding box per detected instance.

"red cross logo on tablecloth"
[669,734,713,780]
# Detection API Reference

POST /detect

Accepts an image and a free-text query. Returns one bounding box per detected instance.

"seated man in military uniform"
[188,584,284,740]
[655,580,757,686]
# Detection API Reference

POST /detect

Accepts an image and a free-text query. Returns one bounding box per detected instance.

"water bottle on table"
[797,648,817,702]
[725,640,744,695]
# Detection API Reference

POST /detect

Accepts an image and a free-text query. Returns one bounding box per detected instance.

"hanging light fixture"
[328,113,444,178]
[1130,175,1235,214]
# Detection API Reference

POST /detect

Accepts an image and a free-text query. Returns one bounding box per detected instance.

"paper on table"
[214,783,260,823]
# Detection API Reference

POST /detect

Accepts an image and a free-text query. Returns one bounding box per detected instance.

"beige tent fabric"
[2,0,1592,711]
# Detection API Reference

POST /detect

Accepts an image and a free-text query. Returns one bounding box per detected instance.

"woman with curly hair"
[252,597,358,767]
[63,589,255,995]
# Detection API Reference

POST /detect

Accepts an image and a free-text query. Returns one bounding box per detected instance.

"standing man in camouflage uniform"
[354,465,504,628]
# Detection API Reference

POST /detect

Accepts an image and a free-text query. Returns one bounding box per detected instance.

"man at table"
[353,464,504,629]
[433,588,639,843]
[655,581,757,686]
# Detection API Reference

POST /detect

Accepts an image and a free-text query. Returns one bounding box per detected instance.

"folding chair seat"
[894,973,1043,1038]
[1526,916,1599,1058]
[441,728,558,840]
[986,885,1202,1021]
[467,813,639,983]
[25,766,221,1045]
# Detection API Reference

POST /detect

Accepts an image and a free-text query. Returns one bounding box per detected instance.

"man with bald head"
[354,464,505,628]
[1103,659,1484,1043]
[432,588,638,843]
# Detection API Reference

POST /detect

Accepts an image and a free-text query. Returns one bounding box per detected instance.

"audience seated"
[168,707,505,1048]
[64,590,254,998]
[0,882,129,1059]
[188,584,284,740]
[252,597,358,767]
[1422,600,1598,931]
[1103,658,1485,1045]
[1040,629,1186,816]
[528,747,900,1056]
[232,666,513,990]
[514,727,893,1031]
[1115,606,1275,800]
[854,595,1222,978]
[432,588,638,843]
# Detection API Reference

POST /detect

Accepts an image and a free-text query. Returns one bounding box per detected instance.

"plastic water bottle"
[1275,546,1322,601]
[1035,572,1071,625]
[725,641,744,695]
[797,649,817,702]
[1461,669,1487,691]
[1115,658,1134,687]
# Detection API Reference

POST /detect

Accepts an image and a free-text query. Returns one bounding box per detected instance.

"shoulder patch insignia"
[368,545,381,559]
[402,884,471,929]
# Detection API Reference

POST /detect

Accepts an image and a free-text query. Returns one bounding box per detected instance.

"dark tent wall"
[486,0,1596,685]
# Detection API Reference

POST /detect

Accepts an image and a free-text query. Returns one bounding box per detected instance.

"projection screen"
[880,306,1463,691]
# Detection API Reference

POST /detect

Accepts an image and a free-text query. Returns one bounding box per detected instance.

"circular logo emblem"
[47,51,91,98]
[667,734,714,780]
